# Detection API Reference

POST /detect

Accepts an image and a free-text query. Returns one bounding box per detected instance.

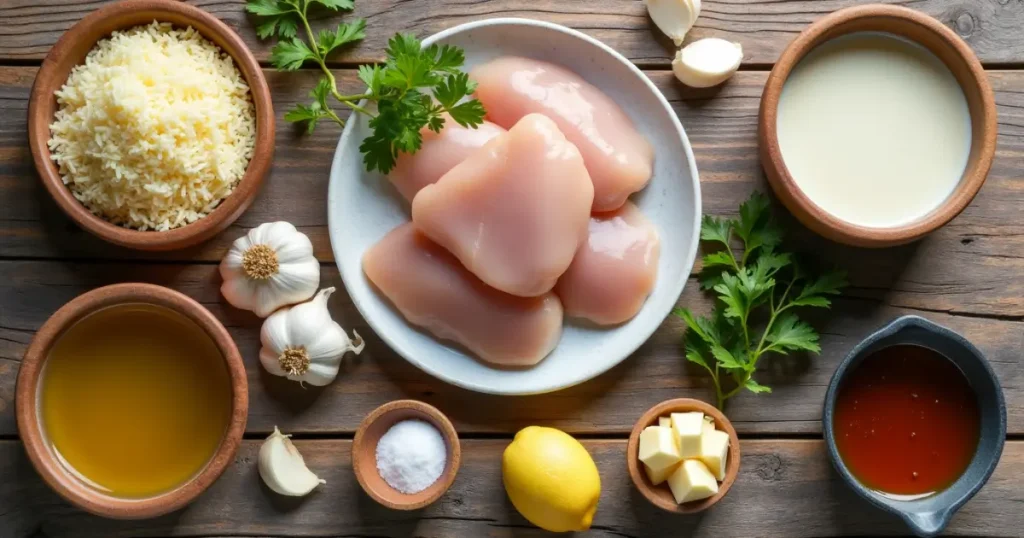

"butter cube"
[670,412,704,458]
[644,460,681,485]
[667,459,720,504]
[638,426,681,477]
[699,428,730,481]
[703,416,715,435]
[659,417,671,428]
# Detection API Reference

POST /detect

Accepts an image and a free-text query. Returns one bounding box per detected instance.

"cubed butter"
[667,459,719,504]
[699,428,730,481]
[670,412,704,458]
[703,416,715,434]
[644,460,681,485]
[638,426,681,477]
[659,417,671,428]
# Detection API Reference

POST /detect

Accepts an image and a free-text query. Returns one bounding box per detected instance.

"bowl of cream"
[758,4,996,247]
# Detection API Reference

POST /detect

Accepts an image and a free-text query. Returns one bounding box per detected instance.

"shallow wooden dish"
[758,4,996,247]
[15,283,249,519]
[27,0,274,251]
[626,398,740,514]
[352,400,461,510]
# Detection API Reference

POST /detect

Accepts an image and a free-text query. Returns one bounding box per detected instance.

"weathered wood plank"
[1,260,1020,437]
[2,67,1023,319]
[2,439,1022,537]
[1,1,1023,67]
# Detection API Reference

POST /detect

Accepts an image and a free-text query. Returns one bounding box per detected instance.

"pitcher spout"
[903,509,953,537]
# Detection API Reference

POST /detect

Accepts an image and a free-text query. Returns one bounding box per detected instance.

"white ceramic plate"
[328,18,701,395]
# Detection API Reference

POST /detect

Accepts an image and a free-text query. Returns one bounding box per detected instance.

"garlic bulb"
[260,287,364,386]
[672,38,743,88]
[258,426,325,496]
[220,222,320,318]
[646,0,700,46]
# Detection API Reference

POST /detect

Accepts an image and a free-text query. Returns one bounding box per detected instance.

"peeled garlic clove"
[645,0,696,46]
[672,38,743,88]
[258,427,325,497]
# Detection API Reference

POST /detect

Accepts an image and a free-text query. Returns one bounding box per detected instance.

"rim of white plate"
[327,17,702,395]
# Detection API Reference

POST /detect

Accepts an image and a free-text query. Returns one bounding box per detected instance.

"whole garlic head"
[220,222,320,318]
[260,287,364,386]
[646,0,700,46]
[672,38,743,88]
[259,426,325,496]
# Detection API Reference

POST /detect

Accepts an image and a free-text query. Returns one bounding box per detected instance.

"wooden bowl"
[27,0,274,251]
[352,400,461,510]
[626,398,740,514]
[15,283,249,519]
[758,4,997,247]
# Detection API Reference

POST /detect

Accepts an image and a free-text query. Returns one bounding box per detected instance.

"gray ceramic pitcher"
[823,315,1006,537]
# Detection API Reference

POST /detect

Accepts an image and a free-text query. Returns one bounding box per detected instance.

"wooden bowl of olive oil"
[16,283,248,519]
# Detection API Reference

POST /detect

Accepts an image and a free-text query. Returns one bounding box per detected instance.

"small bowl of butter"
[758,5,997,247]
[626,398,740,513]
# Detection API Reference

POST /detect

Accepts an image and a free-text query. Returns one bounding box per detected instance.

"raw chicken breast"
[412,113,594,297]
[471,56,654,212]
[363,224,564,367]
[388,117,506,201]
[555,202,661,325]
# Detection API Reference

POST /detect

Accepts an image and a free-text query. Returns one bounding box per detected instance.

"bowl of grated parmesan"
[28,0,274,251]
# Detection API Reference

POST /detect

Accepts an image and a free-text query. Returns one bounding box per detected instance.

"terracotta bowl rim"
[626,398,741,514]
[15,283,249,519]
[758,4,997,248]
[352,399,461,511]
[26,0,275,251]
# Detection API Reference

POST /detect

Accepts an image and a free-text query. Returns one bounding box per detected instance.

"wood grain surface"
[3,1,1024,536]
[1,0,1023,66]
[2,67,1023,319]
[1,261,1021,437]
[2,439,1022,537]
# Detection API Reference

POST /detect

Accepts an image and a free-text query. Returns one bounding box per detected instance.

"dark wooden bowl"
[15,283,249,519]
[352,400,461,510]
[27,0,274,251]
[758,4,996,247]
[626,398,741,514]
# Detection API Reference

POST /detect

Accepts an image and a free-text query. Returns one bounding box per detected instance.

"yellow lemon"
[502,426,601,532]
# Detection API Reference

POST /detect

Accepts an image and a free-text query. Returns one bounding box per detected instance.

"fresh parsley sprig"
[675,193,848,409]
[246,0,486,173]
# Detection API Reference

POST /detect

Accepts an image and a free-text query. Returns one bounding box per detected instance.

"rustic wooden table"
[1,1,1021,537]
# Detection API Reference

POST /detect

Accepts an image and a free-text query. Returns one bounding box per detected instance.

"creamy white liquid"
[777,33,972,228]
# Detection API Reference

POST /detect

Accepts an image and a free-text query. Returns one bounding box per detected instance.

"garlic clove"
[258,426,325,497]
[220,275,258,313]
[672,38,743,88]
[645,0,696,46]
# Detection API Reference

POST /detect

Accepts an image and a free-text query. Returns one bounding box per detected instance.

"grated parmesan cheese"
[48,22,256,231]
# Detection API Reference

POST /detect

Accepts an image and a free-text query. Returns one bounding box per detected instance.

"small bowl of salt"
[352,400,461,510]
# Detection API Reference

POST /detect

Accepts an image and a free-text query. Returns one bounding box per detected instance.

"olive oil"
[40,304,232,498]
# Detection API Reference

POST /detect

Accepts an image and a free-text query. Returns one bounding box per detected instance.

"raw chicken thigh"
[388,117,506,201]
[555,202,661,325]
[412,113,593,297]
[363,224,564,366]
[471,56,655,212]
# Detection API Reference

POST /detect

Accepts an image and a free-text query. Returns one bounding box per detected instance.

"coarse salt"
[375,419,447,494]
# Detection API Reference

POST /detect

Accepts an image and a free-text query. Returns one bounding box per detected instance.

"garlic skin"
[672,38,743,88]
[259,287,364,386]
[258,426,325,496]
[220,222,320,318]
[645,0,699,46]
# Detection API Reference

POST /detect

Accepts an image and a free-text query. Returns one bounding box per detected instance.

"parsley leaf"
[247,0,486,173]
[675,192,847,408]
[271,38,316,70]
[317,19,366,57]
[765,313,820,354]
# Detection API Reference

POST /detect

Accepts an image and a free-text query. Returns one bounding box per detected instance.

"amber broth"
[40,304,232,498]
[833,345,980,496]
